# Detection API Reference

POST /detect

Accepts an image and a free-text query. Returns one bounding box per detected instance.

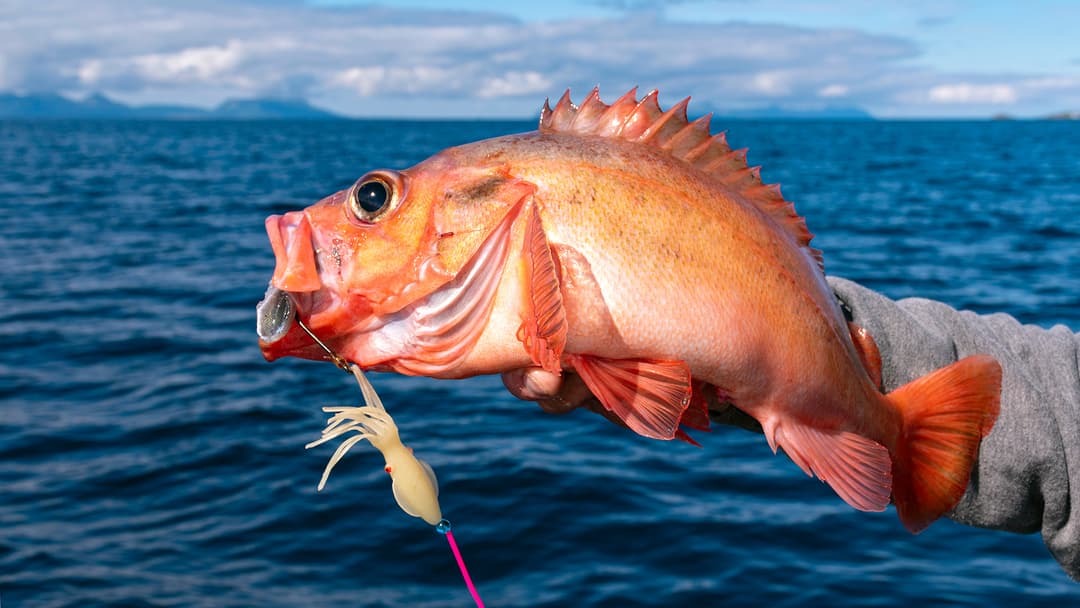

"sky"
[2,0,1078,118]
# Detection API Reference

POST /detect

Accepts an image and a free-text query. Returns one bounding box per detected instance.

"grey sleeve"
[828,276,1080,582]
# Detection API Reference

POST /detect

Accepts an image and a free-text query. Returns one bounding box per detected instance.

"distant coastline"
[1046,111,1080,120]
[993,111,1080,121]
[1,92,1077,121]
[0,93,341,120]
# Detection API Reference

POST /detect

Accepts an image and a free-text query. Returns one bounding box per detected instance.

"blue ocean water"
[1,117,1079,607]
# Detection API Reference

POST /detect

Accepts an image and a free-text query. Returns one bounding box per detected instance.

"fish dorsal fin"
[539,88,823,271]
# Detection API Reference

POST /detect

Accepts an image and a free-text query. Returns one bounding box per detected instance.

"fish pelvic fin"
[515,204,567,374]
[888,354,1002,534]
[771,422,893,513]
[539,88,823,271]
[567,355,692,441]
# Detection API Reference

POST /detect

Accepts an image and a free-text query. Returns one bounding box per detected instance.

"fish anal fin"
[568,355,692,440]
[775,422,893,512]
[538,88,824,272]
[515,204,567,374]
[890,355,1002,534]
[848,322,883,389]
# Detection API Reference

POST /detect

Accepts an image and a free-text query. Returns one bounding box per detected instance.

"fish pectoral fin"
[516,204,567,374]
[568,355,692,441]
[773,422,892,513]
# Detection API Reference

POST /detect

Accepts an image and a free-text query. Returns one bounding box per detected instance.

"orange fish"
[259,88,1001,533]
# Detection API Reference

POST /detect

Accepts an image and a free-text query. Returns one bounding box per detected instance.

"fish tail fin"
[887,354,1001,534]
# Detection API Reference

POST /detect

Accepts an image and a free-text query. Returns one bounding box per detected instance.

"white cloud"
[478,71,552,98]
[818,83,849,98]
[928,83,1018,104]
[0,0,919,110]
[77,59,104,85]
[0,0,1077,116]
[331,66,458,97]
[750,71,791,96]
[1021,76,1080,90]
[132,41,246,83]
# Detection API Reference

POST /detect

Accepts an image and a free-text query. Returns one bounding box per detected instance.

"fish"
[259,88,1001,533]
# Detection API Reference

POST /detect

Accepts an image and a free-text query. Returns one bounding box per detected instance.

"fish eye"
[346,172,401,223]
[355,180,388,213]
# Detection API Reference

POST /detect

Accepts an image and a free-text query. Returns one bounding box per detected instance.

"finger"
[537,372,595,414]
[501,367,563,401]
[501,367,598,415]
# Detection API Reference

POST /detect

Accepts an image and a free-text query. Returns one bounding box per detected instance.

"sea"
[1,117,1078,607]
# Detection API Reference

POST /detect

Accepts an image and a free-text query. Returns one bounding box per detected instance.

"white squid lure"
[305,364,443,526]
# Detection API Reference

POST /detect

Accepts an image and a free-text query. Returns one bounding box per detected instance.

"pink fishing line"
[445,529,485,608]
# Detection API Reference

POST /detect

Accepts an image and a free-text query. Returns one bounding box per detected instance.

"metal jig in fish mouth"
[295,316,352,373]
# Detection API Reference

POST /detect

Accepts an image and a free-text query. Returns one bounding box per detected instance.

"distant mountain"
[211,98,340,119]
[703,104,875,121]
[0,92,122,118]
[1046,111,1080,120]
[0,92,343,119]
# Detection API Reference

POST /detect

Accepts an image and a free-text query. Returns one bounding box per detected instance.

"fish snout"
[266,211,321,293]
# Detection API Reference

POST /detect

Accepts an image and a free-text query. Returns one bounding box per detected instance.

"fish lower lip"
[256,285,295,343]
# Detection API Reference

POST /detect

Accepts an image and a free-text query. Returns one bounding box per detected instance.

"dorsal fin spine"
[572,87,606,131]
[550,91,574,131]
[538,99,553,130]
[594,87,639,136]
[623,90,661,139]
[664,114,711,158]
[639,96,690,145]
[537,88,824,272]
[687,131,729,166]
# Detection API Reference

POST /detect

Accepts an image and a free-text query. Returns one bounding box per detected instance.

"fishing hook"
[294,316,352,374]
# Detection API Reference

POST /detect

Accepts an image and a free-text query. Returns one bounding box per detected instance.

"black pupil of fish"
[355,181,388,213]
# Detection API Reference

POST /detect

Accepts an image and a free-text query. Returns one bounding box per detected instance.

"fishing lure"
[306,364,443,523]
[289,310,484,607]
[259,288,484,605]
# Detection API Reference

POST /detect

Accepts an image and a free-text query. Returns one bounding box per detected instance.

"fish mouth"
[258,211,342,362]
